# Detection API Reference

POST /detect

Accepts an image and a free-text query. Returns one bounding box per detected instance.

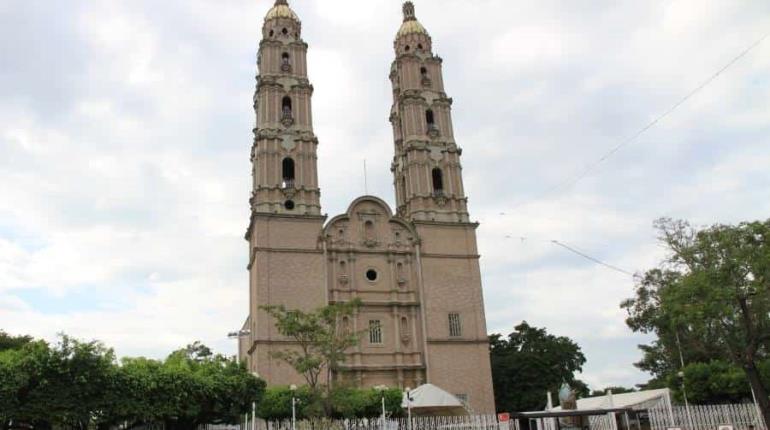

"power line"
[505,235,635,277]
[504,31,769,212]
[550,240,635,277]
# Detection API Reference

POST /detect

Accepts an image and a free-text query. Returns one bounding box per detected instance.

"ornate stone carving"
[249,190,258,211]
[281,111,294,127]
[433,192,447,207]
[282,185,296,199]
[401,333,411,345]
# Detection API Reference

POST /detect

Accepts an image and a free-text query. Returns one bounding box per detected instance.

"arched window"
[282,96,292,115]
[401,317,409,337]
[339,260,347,274]
[432,168,444,194]
[281,27,288,35]
[282,157,295,188]
[269,29,274,37]
[425,109,435,129]
[420,66,428,77]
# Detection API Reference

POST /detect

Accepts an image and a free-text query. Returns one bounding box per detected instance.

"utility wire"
[506,235,635,277]
[504,31,769,212]
[550,240,635,277]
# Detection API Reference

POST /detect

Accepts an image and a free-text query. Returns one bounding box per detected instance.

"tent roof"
[402,384,464,410]
[551,389,670,412]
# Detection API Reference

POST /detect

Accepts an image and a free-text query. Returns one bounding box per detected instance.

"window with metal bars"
[369,320,382,344]
[448,313,462,337]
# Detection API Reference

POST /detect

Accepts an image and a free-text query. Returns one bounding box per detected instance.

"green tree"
[622,218,770,425]
[490,321,587,412]
[0,331,32,352]
[0,336,117,430]
[0,336,264,429]
[589,386,636,397]
[261,299,363,392]
[257,385,403,420]
[137,343,266,429]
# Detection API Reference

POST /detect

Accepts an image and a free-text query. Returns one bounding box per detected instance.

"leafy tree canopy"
[490,321,587,413]
[257,385,403,420]
[589,386,636,397]
[261,299,363,392]
[622,218,770,424]
[0,331,32,352]
[0,335,264,430]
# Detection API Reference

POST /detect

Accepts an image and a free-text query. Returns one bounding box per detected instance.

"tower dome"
[265,0,299,22]
[396,2,429,38]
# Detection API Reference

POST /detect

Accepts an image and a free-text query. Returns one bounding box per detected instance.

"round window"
[284,200,295,210]
[365,269,378,282]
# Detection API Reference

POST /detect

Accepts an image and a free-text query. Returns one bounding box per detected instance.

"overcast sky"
[1,0,769,392]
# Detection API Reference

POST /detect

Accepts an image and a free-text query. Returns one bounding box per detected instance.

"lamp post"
[226,329,251,363]
[674,331,695,430]
[405,387,414,430]
[375,385,388,430]
[290,384,298,430]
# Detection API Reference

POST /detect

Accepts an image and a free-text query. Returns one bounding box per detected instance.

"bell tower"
[390,2,469,223]
[243,0,328,385]
[387,2,496,413]
[250,0,321,216]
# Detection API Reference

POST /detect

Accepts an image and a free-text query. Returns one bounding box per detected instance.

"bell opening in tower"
[281,157,295,189]
[432,167,444,196]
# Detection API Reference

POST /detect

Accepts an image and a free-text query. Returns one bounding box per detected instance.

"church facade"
[239,0,495,413]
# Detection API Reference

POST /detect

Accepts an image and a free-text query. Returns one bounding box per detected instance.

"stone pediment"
[322,196,417,251]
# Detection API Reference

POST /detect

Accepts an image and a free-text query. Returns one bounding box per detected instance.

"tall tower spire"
[249,0,320,216]
[390,2,469,222]
[242,0,329,388]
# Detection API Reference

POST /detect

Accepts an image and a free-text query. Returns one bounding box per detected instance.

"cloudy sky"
[1,0,769,391]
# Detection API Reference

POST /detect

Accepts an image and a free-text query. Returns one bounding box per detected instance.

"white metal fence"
[199,425,244,430]
[236,415,502,430]
[649,403,766,430]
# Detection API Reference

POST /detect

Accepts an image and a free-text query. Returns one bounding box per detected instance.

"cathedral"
[238,0,495,413]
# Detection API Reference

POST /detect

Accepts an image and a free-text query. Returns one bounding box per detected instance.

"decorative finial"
[275,0,288,5]
[403,2,416,22]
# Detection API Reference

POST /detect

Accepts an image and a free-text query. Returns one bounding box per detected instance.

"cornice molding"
[419,253,481,260]
[412,219,479,228]
[426,338,489,345]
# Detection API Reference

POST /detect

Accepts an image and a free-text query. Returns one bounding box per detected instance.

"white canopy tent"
[550,389,673,412]
[402,384,469,416]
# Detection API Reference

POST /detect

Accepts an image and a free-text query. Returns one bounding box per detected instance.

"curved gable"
[323,195,417,249]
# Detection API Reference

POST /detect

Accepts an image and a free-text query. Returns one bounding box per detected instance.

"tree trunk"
[744,361,770,428]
